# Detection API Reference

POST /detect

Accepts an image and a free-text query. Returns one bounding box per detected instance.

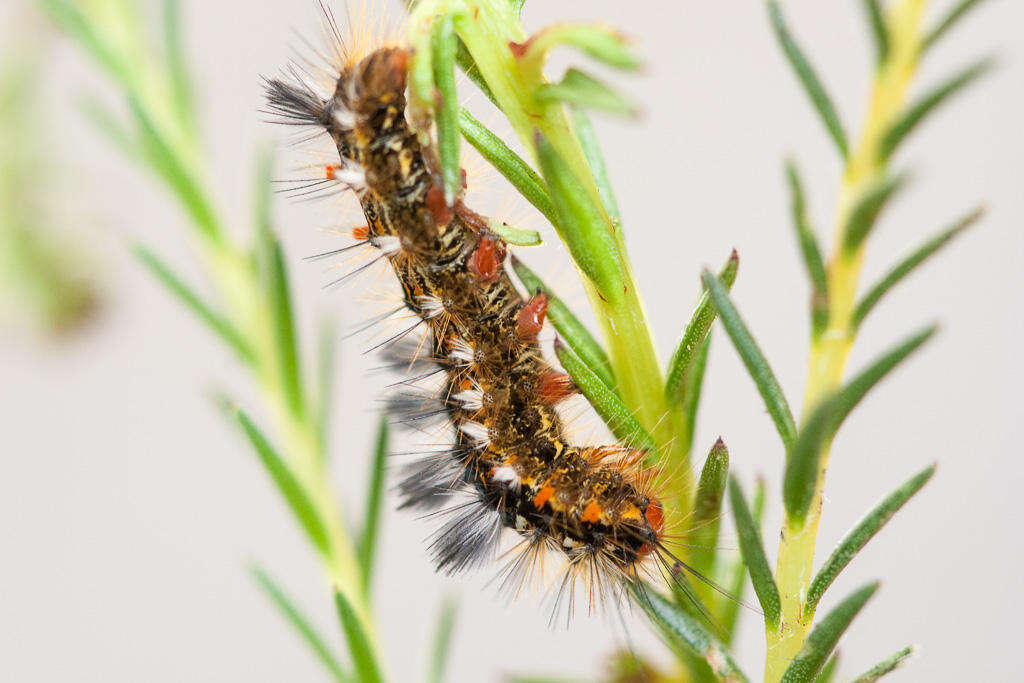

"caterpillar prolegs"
[265,28,686,613]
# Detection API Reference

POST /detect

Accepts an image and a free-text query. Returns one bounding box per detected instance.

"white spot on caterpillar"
[515,515,528,531]
[562,536,581,550]
[371,235,401,256]
[332,105,355,129]
[416,294,445,319]
[450,337,475,364]
[491,466,521,491]
[459,420,490,446]
[329,161,366,193]
[452,387,483,411]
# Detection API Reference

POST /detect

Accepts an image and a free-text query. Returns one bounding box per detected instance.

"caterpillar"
[264,7,696,616]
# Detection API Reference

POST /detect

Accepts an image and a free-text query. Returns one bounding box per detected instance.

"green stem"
[766,2,927,679]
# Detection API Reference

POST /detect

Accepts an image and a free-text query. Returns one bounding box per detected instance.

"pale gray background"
[2,0,1021,681]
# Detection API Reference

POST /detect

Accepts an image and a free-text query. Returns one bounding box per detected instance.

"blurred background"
[1,0,1021,680]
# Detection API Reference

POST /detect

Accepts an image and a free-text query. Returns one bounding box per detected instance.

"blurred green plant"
[36,0,458,680]
[38,0,991,680]
[0,43,99,335]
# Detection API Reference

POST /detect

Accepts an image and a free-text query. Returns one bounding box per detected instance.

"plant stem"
[765,2,927,679]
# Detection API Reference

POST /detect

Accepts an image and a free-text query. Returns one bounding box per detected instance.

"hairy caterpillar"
[264,7,701,615]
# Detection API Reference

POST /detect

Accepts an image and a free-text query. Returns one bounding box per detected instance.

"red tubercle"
[467,233,506,284]
[325,164,340,179]
[425,183,452,226]
[516,292,549,341]
[351,225,370,241]
[636,497,665,559]
[536,370,575,404]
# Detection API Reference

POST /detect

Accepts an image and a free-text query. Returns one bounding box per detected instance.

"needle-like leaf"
[426,597,459,683]
[666,251,739,406]
[721,477,765,642]
[805,465,934,616]
[852,207,982,331]
[250,564,348,682]
[516,23,641,72]
[690,439,730,579]
[767,0,848,158]
[729,478,781,627]
[815,653,840,683]
[458,109,555,223]
[431,14,461,204]
[784,160,828,338]
[680,336,711,458]
[784,325,936,521]
[632,585,750,683]
[133,245,253,364]
[488,219,542,246]
[255,152,303,417]
[230,406,331,556]
[555,339,655,454]
[878,58,993,162]
[703,269,798,449]
[511,256,615,389]
[162,0,195,135]
[536,68,638,117]
[334,589,383,683]
[922,0,991,53]
[536,132,624,302]
[781,583,880,682]
[850,646,915,682]
[841,172,908,254]
[571,107,621,221]
[358,416,389,593]
[861,0,889,67]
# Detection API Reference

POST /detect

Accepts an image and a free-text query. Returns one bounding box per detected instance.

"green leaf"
[427,597,458,683]
[702,269,798,449]
[878,58,993,162]
[161,0,195,135]
[458,109,555,223]
[784,325,936,521]
[358,416,389,593]
[536,132,624,302]
[128,96,221,243]
[333,589,383,683]
[250,564,348,682]
[680,336,711,458]
[571,107,621,221]
[316,316,338,455]
[861,0,889,66]
[255,151,304,417]
[536,68,637,117]
[841,172,908,254]
[488,218,542,246]
[721,477,765,642]
[815,653,840,683]
[805,464,934,616]
[850,646,915,682]
[230,405,331,556]
[666,251,739,406]
[852,206,982,331]
[77,95,137,159]
[632,584,750,682]
[784,160,828,338]
[518,23,641,72]
[922,0,991,53]
[431,14,461,204]
[690,439,730,579]
[729,478,781,627]
[511,256,615,389]
[554,340,655,454]
[780,582,880,683]
[767,0,848,158]
[133,245,253,364]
